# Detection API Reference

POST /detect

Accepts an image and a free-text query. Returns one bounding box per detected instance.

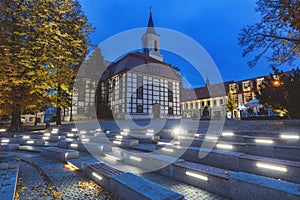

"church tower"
[142,9,163,61]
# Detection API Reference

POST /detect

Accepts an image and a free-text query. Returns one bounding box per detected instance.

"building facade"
[99,11,181,120]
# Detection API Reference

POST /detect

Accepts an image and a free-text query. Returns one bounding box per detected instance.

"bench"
[41,147,79,162]
[110,173,184,200]
[83,161,123,190]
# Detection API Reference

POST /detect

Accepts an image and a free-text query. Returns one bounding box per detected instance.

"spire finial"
[150,6,152,13]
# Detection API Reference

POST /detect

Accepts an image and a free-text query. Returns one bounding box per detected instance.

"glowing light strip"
[2,139,9,143]
[216,144,233,149]
[70,144,78,147]
[79,131,87,134]
[157,142,174,146]
[113,141,122,145]
[186,171,208,181]
[43,137,50,140]
[147,129,154,133]
[256,162,287,172]
[27,141,34,144]
[81,138,90,142]
[255,139,274,144]
[71,128,78,132]
[121,132,128,136]
[116,135,123,139]
[23,136,30,139]
[44,133,51,136]
[129,155,142,162]
[205,136,218,140]
[0,129,6,132]
[280,134,299,139]
[193,134,201,137]
[95,128,102,132]
[92,172,103,181]
[222,132,234,136]
[161,148,174,152]
[67,133,75,137]
[52,128,59,131]
[123,129,130,132]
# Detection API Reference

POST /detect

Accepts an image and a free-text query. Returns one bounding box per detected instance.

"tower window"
[154,40,158,51]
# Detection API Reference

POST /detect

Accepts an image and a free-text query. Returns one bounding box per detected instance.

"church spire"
[142,7,163,61]
[146,7,156,34]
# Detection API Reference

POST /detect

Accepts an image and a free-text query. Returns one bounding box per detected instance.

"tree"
[239,0,300,67]
[0,0,92,130]
[226,93,237,118]
[256,67,300,118]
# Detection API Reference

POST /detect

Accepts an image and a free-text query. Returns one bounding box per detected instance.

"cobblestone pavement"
[11,151,117,200]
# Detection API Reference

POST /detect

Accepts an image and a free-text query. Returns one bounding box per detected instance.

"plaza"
[1,119,300,199]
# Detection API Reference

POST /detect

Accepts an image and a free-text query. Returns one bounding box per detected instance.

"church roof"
[146,11,156,34]
[100,52,179,81]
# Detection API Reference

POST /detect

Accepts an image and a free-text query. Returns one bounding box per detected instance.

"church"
[99,11,181,120]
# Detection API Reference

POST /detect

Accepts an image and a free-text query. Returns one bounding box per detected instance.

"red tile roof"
[101,52,180,81]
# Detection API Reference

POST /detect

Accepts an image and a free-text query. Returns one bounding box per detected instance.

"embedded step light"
[205,136,218,140]
[71,128,78,132]
[22,136,30,139]
[222,132,234,136]
[92,172,103,181]
[116,135,123,139]
[0,129,6,132]
[186,171,208,181]
[44,133,51,137]
[42,137,50,140]
[27,141,34,144]
[122,129,130,132]
[157,142,174,146]
[255,139,274,144]
[216,144,233,150]
[161,148,174,152]
[121,132,128,136]
[129,155,142,162]
[70,144,78,148]
[79,130,87,134]
[2,139,9,143]
[280,134,299,139]
[256,162,287,172]
[113,141,122,145]
[67,133,75,137]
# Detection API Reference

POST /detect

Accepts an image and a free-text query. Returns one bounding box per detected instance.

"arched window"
[154,40,158,51]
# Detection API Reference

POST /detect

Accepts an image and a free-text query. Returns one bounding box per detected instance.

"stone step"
[157,146,300,183]
[82,160,184,200]
[179,137,300,161]
[41,147,79,162]
[58,140,112,154]
[0,144,19,151]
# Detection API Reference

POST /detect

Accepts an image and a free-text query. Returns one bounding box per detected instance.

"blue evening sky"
[79,0,292,88]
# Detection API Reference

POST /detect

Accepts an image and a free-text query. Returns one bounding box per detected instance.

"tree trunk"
[70,96,73,122]
[34,112,38,126]
[9,106,23,132]
[56,107,61,125]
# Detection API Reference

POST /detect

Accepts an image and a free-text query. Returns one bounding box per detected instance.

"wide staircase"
[1,126,300,199]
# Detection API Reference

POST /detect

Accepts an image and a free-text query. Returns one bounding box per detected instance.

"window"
[201,101,205,107]
[168,82,173,102]
[220,99,224,105]
[137,105,143,113]
[168,107,173,115]
[137,76,143,99]
[213,100,217,106]
[154,40,158,51]
[207,101,211,106]
[191,103,193,109]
